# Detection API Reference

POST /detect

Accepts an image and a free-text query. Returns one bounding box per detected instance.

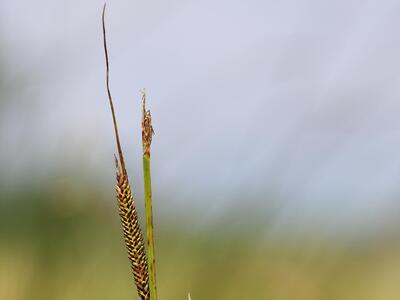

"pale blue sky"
[1,0,400,236]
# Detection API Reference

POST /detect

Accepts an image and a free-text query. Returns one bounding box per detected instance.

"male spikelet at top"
[102,4,150,299]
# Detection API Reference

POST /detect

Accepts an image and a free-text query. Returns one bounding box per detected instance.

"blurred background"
[1,0,400,299]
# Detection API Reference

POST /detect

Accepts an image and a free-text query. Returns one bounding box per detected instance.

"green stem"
[141,91,157,299]
[143,153,157,300]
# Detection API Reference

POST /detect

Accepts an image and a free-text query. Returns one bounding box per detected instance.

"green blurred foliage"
[1,179,400,300]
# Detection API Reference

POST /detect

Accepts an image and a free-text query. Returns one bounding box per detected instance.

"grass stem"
[141,92,157,300]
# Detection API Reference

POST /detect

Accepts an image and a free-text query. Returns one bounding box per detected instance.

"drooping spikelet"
[115,158,150,300]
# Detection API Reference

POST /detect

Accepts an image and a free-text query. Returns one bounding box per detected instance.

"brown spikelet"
[102,4,150,299]
[141,91,154,157]
[115,157,150,300]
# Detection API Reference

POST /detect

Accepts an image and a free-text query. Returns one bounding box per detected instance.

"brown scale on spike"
[115,157,150,300]
[102,4,150,299]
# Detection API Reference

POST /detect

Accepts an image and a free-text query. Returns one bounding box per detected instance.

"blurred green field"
[1,180,400,300]
[2,1,400,298]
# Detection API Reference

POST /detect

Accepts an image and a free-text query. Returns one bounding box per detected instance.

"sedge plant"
[102,3,157,300]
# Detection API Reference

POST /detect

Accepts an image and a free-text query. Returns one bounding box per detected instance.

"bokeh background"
[1,0,400,299]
